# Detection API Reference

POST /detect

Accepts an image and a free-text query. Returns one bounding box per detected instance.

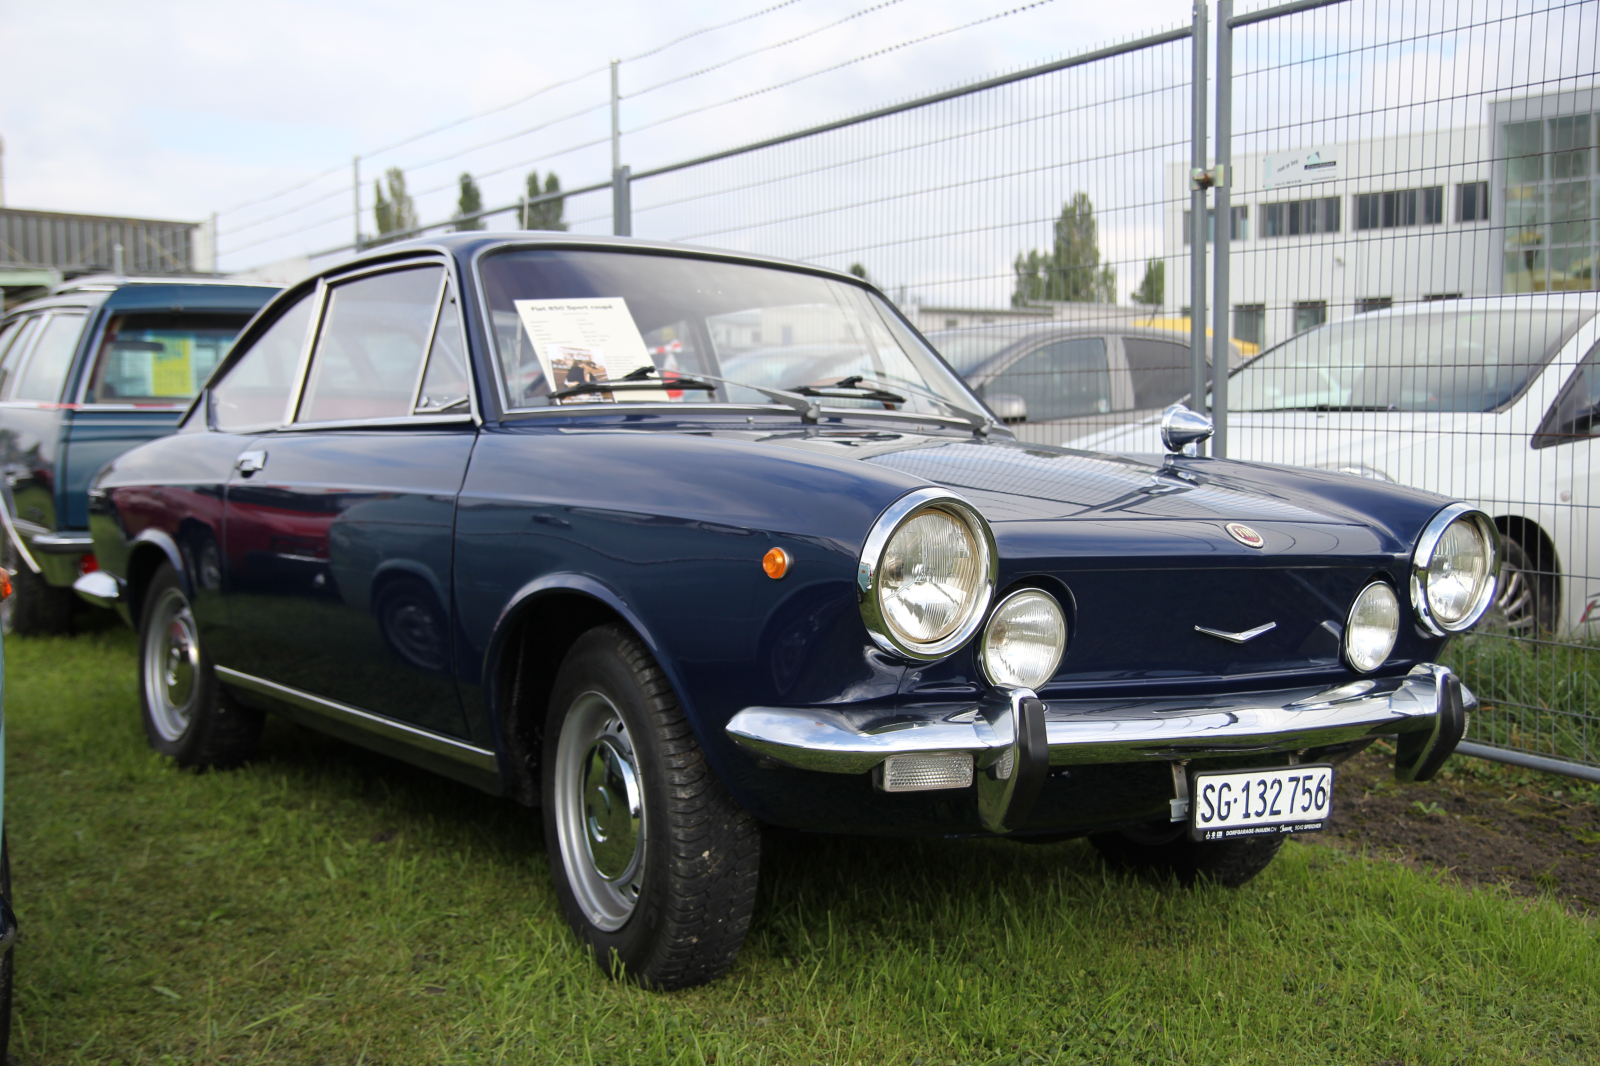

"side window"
[1533,342,1600,448]
[1123,338,1195,410]
[980,337,1111,421]
[415,280,470,412]
[0,316,43,397]
[12,313,88,402]
[212,292,315,432]
[299,266,444,423]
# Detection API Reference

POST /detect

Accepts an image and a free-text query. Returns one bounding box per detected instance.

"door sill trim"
[214,666,498,775]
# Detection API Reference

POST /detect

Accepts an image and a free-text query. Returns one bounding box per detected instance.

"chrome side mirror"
[1160,403,1213,455]
[986,393,1028,424]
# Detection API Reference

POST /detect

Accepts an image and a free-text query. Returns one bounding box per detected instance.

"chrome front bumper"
[726,664,1471,832]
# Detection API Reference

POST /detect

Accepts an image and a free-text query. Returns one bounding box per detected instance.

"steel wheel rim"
[144,587,201,741]
[1494,559,1536,635]
[553,691,647,931]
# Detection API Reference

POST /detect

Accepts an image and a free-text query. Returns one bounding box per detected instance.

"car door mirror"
[986,393,1028,424]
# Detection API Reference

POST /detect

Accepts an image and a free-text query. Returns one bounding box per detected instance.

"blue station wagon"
[0,276,280,633]
[82,235,1496,988]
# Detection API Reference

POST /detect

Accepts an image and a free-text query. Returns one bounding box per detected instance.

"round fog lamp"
[1344,581,1400,673]
[980,588,1067,690]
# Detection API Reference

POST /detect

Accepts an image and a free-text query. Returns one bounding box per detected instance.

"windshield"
[88,311,253,403]
[1230,308,1589,413]
[925,326,1052,374]
[479,249,977,419]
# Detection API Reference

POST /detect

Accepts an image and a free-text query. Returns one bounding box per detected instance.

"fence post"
[611,59,632,237]
[1188,0,1209,451]
[1211,0,1232,458]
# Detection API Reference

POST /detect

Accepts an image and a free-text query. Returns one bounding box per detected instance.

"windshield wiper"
[835,374,994,436]
[791,376,908,405]
[1274,404,1398,412]
[547,367,718,403]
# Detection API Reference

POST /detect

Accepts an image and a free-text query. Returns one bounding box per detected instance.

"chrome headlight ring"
[857,487,998,661]
[1410,504,1500,636]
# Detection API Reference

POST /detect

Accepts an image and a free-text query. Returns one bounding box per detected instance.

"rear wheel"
[137,562,262,768]
[1,540,75,636]
[1090,821,1284,887]
[542,624,760,989]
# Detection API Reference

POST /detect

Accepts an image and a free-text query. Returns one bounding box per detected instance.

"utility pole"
[611,58,631,237]
[1212,0,1233,458]
[1188,0,1209,454]
[353,155,363,252]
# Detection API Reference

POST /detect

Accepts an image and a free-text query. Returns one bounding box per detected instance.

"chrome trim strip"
[855,486,998,662]
[214,666,499,774]
[1410,504,1500,636]
[726,663,1470,776]
[274,413,474,433]
[285,277,329,425]
[72,569,121,607]
[1194,621,1276,644]
[29,531,94,554]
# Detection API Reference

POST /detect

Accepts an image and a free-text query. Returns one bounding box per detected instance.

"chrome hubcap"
[143,587,201,741]
[554,692,647,930]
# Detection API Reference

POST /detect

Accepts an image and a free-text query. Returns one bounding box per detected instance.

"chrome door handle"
[236,450,267,476]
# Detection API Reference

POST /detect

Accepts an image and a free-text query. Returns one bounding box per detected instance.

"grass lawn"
[6,628,1599,1065]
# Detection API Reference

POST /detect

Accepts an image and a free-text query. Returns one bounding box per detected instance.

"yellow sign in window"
[150,337,193,397]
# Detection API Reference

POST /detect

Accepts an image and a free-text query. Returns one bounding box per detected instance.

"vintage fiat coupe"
[81,234,1495,989]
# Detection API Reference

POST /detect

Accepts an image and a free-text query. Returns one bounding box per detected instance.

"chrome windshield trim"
[726,663,1471,778]
[273,413,475,432]
[215,666,499,774]
[492,399,985,433]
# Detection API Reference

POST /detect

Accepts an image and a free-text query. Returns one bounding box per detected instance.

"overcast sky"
[1,0,1198,271]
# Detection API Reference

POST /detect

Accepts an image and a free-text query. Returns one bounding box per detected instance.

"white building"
[1165,87,1598,352]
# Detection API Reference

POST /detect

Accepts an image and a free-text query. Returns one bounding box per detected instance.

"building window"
[945,318,959,329]
[1260,197,1340,238]
[1457,181,1490,222]
[1502,111,1597,293]
[1356,297,1392,314]
[1423,293,1463,301]
[1354,186,1445,230]
[1294,301,1328,333]
[1182,206,1250,244]
[1233,304,1266,346]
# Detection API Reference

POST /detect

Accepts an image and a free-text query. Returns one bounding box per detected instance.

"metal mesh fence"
[226,0,1600,777]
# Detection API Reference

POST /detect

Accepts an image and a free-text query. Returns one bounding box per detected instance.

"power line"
[625,0,1058,137]
[623,0,809,61]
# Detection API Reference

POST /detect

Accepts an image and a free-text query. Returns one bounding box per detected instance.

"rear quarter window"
[87,311,252,404]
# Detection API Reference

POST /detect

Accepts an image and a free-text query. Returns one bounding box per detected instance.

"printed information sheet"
[512,297,665,402]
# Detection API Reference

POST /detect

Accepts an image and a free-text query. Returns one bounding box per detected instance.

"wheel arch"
[124,529,188,626]
[1494,514,1562,618]
[484,575,680,807]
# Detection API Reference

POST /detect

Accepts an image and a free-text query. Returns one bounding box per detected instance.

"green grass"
[1443,632,1600,768]
[7,629,1600,1064]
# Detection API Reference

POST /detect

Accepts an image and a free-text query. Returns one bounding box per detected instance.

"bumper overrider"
[726,663,1471,833]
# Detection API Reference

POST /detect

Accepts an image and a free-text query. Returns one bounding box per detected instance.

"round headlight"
[858,488,996,660]
[1344,581,1400,673]
[980,588,1067,690]
[1410,506,1499,635]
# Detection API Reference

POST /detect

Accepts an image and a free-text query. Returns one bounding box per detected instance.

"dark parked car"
[83,234,1493,989]
[927,322,1247,445]
[0,275,280,633]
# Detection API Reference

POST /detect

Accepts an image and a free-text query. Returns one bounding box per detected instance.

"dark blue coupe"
[82,234,1497,989]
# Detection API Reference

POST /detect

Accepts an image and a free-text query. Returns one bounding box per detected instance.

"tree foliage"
[1011,192,1117,306]
[454,172,485,231]
[847,263,871,284]
[519,171,568,231]
[373,167,418,242]
[1131,258,1165,306]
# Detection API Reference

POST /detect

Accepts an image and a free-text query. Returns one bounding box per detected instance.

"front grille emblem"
[1225,522,1265,548]
[1195,621,1277,644]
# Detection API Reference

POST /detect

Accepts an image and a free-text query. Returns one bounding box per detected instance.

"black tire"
[541,624,760,990]
[137,562,262,768]
[0,833,13,1063]
[1090,821,1284,888]
[1,540,75,636]
[1494,535,1557,637]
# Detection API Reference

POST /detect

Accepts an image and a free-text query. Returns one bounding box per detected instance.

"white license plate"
[1189,764,1333,841]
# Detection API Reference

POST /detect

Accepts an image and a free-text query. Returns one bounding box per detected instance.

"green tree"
[454,172,485,231]
[1131,258,1164,306]
[847,262,871,283]
[373,167,418,242]
[519,171,568,231]
[1011,192,1117,306]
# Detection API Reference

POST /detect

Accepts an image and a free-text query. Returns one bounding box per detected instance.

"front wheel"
[138,562,262,768]
[1090,821,1284,887]
[1493,536,1557,636]
[542,624,760,989]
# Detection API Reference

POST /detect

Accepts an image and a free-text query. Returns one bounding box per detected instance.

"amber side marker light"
[0,569,11,601]
[762,547,790,580]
